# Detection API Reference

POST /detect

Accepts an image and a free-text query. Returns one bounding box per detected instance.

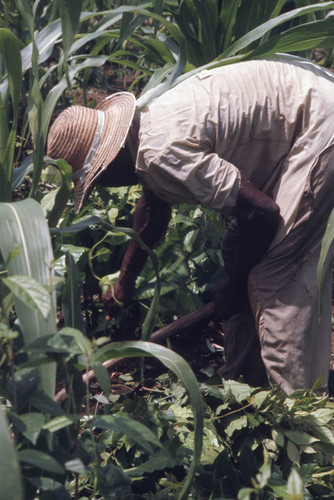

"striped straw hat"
[47,92,136,213]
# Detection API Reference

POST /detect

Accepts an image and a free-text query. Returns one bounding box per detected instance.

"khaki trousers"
[222,145,334,394]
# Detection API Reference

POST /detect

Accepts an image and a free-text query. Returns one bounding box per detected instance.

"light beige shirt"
[135,55,334,243]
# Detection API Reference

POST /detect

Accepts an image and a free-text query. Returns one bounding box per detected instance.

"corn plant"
[0,199,57,398]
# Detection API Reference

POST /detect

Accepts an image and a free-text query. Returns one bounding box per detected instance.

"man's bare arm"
[102,188,172,315]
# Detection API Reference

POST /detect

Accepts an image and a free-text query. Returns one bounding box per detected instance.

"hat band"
[72,110,105,184]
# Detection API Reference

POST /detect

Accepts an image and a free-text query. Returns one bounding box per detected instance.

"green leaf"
[272,428,285,448]
[287,440,301,465]
[0,406,23,500]
[42,415,75,433]
[237,488,256,500]
[222,2,334,57]
[59,327,92,357]
[2,275,52,320]
[223,379,254,403]
[64,458,86,475]
[94,340,203,500]
[52,216,161,339]
[283,430,319,446]
[16,0,34,36]
[287,468,304,499]
[0,28,22,201]
[91,413,163,454]
[18,449,64,475]
[12,155,34,190]
[92,364,111,396]
[247,18,334,58]
[0,199,57,398]
[59,0,83,59]
[126,446,185,477]
[20,20,61,72]
[11,412,45,445]
[45,158,72,228]
[225,415,248,438]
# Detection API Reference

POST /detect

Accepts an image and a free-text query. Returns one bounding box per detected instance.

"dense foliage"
[0,1,333,498]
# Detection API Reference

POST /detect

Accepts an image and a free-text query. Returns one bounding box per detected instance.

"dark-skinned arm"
[102,188,172,317]
[212,172,281,319]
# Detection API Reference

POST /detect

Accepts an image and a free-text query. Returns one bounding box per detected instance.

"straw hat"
[47,92,136,213]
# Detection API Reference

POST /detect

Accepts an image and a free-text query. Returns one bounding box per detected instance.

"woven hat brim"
[74,92,136,212]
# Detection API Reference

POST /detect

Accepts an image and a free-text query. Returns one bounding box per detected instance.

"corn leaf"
[59,0,83,60]
[247,17,334,58]
[0,199,57,398]
[0,28,22,202]
[2,275,52,320]
[0,405,23,500]
[221,1,334,57]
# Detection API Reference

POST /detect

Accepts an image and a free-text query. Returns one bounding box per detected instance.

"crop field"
[0,1,334,499]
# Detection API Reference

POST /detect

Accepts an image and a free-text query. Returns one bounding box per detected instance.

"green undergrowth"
[73,372,334,499]
[2,327,334,499]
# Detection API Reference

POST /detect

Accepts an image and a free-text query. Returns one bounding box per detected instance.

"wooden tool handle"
[150,301,216,343]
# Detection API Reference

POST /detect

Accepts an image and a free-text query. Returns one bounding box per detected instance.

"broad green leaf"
[223,379,254,403]
[27,332,78,355]
[2,275,52,320]
[238,488,256,500]
[225,415,248,437]
[283,430,319,446]
[10,412,45,445]
[10,368,41,410]
[43,415,75,433]
[286,440,301,465]
[287,468,304,499]
[18,449,64,474]
[58,327,92,358]
[311,407,334,426]
[12,155,34,190]
[94,340,203,500]
[91,413,163,454]
[0,199,57,398]
[64,458,86,475]
[272,428,285,447]
[92,364,111,396]
[0,406,23,500]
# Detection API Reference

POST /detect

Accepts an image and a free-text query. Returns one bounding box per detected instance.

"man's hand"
[234,173,281,275]
[102,280,133,320]
[102,189,172,321]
